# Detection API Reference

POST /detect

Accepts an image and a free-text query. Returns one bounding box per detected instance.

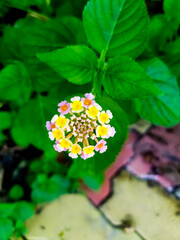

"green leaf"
[0,1,8,18]
[0,131,6,147]
[163,0,180,24]
[83,0,149,59]
[9,184,24,200]
[0,62,31,102]
[149,14,177,54]
[25,57,64,92]
[69,96,129,175]
[0,17,73,64]
[37,45,97,85]
[11,95,57,150]
[116,100,138,124]
[14,220,27,237]
[0,112,11,130]
[134,58,180,127]
[5,0,47,11]
[103,56,159,100]
[12,201,34,221]
[59,16,88,45]
[0,219,14,240]
[31,174,70,203]
[0,203,15,218]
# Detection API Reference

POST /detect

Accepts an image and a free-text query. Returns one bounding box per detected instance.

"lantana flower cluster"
[46,93,116,160]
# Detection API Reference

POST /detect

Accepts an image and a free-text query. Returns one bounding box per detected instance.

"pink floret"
[46,121,51,131]
[53,144,62,152]
[58,100,70,115]
[111,127,116,137]
[81,153,90,160]
[82,93,95,108]
[85,93,95,100]
[95,140,107,153]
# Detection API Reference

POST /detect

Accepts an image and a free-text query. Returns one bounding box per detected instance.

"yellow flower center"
[51,123,56,129]
[71,144,81,154]
[61,105,68,111]
[84,146,94,155]
[53,129,63,139]
[99,113,109,123]
[56,116,68,128]
[60,139,72,149]
[88,106,99,118]
[98,126,108,137]
[98,143,104,149]
[84,99,92,106]
[71,101,83,112]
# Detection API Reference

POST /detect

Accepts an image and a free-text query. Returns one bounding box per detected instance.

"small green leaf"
[31,174,70,203]
[0,112,11,130]
[103,56,159,100]
[12,201,34,221]
[0,219,14,240]
[83,0,149,59]
[9,184,24,200]
[0,62,31,101]
[0,203,15,218]
[164,0,180,24]
[37,45,97,85]
[14,220,27,237]
[134,58,180,127]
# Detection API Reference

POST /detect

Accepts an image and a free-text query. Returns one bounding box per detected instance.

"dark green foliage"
[31,174,70,203]
[0,202,34,239]
[134,58,180,127]
[0,0,180,239]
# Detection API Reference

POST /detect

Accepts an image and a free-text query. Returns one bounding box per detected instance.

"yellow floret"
[83,146,94,155]
[71,101,83,112]
[97,126,108,137]
[71,144,81,154]
[87,106,99,118]
[60,139,72,149]
[99,113,109,123]
[56,116,68,128]
[52,129,64,139]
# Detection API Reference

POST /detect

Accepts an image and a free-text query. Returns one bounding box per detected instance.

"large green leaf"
[83,0,149,59]
[0,219,14,240]
[0,62,31,101]
[134,58,180,127]
[37,46,97,85]
[11,95,57,151]
[103,56,159,100]
[68,96,129,176]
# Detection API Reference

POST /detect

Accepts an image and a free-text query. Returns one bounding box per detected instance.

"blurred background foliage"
[0,0,180,239]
